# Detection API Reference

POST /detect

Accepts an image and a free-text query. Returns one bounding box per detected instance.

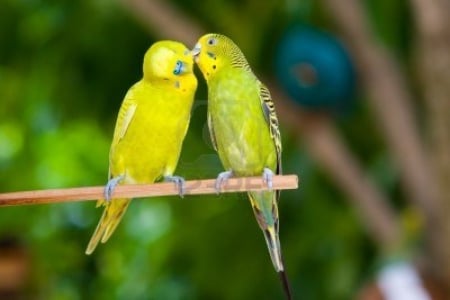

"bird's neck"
[143,75,197,93]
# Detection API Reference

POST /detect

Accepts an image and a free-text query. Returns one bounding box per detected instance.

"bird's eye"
[173,60,183,75]
[207,38,217,46]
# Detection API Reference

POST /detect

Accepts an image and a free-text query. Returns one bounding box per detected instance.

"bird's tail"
[85,198,131,255]
[248,191,283,271]
[248,191,292,300]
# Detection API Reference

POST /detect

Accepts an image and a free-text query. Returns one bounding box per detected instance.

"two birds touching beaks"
[85,34,293,300]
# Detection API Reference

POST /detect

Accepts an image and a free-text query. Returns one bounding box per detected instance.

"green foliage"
[0,1,415,299]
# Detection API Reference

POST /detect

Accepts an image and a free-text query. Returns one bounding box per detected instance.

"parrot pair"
[86,34,292,299]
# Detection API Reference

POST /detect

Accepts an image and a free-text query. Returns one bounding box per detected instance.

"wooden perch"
[0,175,298,207]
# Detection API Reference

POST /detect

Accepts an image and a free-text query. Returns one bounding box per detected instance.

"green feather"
[195,33,292,299]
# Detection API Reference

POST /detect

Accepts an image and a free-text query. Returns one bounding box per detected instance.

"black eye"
[207,38,217,46]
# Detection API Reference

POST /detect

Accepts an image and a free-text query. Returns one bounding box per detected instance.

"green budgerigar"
[192,34,291,299]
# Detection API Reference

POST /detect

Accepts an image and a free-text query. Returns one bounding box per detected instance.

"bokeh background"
[1,0,450,299]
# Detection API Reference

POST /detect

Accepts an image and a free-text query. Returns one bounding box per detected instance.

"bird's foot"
[262,168,274,190]
[164,175,186,198]
[104,175,125,202]
[215,170,233,194]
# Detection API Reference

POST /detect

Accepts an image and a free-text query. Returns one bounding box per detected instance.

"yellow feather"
[86,41,197,254]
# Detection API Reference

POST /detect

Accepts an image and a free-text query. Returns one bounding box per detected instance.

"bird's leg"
[164,175,186,198]
[215,170,233,194]
[104,175,125,202]
[262,168,274,190]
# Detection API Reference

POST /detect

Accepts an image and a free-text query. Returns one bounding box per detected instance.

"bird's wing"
[207,110,218,151]
[258,81,282,175]
[111,89,138,147]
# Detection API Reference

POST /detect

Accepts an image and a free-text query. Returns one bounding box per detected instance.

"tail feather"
[248,191,283,270]
[248,191,292,300]
[101,199,131,243]
[262,226,284,272]
[279,270,293,300]
[85,198,131,255]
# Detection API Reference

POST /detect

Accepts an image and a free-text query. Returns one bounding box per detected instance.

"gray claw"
[263,168,274,190]
[104,175,124,201]
[215,170,233,194]
[165,175,186,198]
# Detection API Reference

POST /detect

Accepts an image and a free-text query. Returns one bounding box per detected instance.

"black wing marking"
[258,82,282,175]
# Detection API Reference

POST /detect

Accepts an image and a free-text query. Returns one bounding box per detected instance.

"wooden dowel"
[0,175,298,207]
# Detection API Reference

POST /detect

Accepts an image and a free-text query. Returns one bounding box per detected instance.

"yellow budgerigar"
[192,34,292,299]
[85,41,197,254]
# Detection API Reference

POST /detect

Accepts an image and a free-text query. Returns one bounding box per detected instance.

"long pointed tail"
[85,198,131,255]
[262,221,284,272]
[248,191,293,300]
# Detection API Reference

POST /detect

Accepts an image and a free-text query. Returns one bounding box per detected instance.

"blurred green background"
[0,0,444,299]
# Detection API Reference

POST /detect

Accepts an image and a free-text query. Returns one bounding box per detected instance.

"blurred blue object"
[275,25,356,113]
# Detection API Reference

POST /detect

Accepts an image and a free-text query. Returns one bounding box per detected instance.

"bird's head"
[191,33,250,80]
[143,41,196,87]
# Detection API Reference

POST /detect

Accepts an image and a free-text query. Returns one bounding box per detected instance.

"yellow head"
[143,40,196,90]
[191,33,250,81]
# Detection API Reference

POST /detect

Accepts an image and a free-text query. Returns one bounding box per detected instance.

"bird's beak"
[191,43,201,61]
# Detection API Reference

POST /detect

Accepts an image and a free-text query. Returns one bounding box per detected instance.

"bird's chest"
[208,78,275,174]
[111,93,190,180]
[126,100,183,149]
